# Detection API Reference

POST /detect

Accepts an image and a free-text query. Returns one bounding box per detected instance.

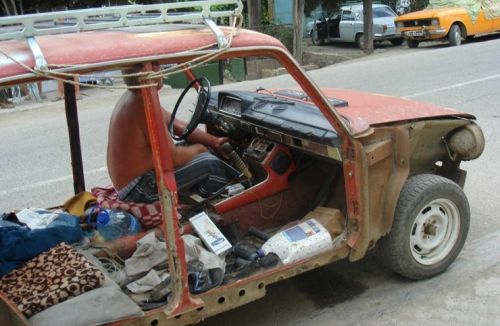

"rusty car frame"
[0,1,485,325]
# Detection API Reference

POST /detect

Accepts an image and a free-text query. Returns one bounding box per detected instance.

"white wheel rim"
[410,198,460,265]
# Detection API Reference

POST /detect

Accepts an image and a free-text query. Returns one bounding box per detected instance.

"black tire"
[448,24,462,46]
[311,28,324,46]
[356,33,364,50]
[407,39,419,48]
[379,174,470,280]
[390,38,404,46]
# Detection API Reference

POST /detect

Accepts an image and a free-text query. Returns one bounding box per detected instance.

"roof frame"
[0,0,242,41]
[0,0,242,69]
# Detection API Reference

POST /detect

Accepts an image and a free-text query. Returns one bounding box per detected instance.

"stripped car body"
[0,1,484,325]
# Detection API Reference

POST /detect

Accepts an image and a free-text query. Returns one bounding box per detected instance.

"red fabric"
[91,187,163,228]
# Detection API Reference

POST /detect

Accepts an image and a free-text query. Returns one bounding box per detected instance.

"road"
[1,35,499,325]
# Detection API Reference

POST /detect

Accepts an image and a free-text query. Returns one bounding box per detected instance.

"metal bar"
[0,0,243,41]
[204,17,228,48]
[26,37,47,70]
[63,81,85,194]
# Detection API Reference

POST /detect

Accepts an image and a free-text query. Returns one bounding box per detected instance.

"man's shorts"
[117,152,239,203]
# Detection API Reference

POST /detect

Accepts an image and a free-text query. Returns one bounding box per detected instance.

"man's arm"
[171,143,208,167]
[162,107,227,154]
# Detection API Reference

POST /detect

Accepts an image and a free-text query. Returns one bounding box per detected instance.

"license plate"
[406,30,424,37]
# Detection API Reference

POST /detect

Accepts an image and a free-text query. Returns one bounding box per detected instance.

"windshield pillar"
[139,62,202,314]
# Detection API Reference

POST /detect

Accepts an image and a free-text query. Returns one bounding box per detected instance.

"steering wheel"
[169,76,211,141]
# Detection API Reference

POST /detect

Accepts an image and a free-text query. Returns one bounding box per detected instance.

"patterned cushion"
[0,243,104,317]
[91,186,163,228]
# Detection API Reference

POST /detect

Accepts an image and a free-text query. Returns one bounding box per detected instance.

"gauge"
[220,96,242,116]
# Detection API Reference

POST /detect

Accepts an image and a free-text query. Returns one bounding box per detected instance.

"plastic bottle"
[96,209,142,241]
[257,218,334,265]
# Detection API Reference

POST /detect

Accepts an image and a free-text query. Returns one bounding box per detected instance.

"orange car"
[396,6,500,47]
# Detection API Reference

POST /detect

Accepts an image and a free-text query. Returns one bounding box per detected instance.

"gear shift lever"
[221,142,253,181]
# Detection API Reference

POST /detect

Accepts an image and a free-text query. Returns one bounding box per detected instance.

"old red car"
[0,1,484,325]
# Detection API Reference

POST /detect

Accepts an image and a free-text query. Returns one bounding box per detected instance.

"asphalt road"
[1,35,499,325]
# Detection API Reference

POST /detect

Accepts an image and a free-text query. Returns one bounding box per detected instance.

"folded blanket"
[0,243,104,317]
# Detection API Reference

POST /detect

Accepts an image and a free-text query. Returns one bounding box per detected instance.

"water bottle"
[257,219,333,265]
[96,209,142,241]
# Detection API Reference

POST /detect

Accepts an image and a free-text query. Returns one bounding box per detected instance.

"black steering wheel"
[169,76,211,141]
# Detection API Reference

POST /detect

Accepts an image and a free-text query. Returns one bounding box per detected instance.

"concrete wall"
[273,0,294,24]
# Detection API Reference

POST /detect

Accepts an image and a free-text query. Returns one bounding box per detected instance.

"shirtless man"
[107,65,238,203]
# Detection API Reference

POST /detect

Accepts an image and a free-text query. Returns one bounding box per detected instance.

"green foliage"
[305,0,340,17]
[261,24,294,52]
[413,0,430,11]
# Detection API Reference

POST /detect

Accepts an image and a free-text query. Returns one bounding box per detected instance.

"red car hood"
[319,88,473,134]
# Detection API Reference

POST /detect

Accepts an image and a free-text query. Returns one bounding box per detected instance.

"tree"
[1,0,21,16]
[363,0,374,54]
[247,0,261,29]
[304,0,338,17]
[293,0,305,64]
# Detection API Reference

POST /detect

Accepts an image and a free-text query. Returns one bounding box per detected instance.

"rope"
[146,13,242,81]
[0,13,242,90]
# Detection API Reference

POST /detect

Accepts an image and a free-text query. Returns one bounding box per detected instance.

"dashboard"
[207,90,344,161]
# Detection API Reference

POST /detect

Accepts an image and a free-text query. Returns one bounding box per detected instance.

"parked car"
[396,3,500,47]
[309,4,403,49]
[0,0,484,325]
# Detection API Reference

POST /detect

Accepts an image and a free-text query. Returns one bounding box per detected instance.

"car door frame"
[339,9,357,41]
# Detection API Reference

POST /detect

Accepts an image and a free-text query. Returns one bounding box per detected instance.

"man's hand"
[210,137,230,159]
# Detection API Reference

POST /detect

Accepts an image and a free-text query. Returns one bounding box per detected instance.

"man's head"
[122,62,163,90]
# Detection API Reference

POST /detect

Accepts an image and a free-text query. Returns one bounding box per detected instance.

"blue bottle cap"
[97,210,110,225]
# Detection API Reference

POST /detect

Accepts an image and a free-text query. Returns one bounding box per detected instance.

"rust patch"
[365,139,393,166]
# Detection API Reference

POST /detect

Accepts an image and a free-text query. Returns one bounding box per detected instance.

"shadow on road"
[200,251,398,326]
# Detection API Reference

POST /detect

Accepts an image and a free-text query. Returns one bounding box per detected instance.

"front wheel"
[356,33,364,50]
[448,24,462,46]
[407,39,419,48]
[379,174,470,280]
[390,38,404,46]
[311,27,324,46]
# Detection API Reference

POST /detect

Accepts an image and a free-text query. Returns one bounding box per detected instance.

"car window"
[373,6,397,18]
[329,12,341,20]
[341,10,355,21]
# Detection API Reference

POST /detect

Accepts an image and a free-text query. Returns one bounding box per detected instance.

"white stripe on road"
[0,167,108,197]
[405,73,500,98]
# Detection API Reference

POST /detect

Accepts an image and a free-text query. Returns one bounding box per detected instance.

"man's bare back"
[107,90,154,190]
[107,88,228,193]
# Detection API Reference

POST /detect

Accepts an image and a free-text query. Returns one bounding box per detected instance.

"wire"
[97,256,123,279]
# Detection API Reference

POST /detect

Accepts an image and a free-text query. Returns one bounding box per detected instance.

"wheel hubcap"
[410,198,460,265]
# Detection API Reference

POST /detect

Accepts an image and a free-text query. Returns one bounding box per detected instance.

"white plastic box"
[189,212,232,256]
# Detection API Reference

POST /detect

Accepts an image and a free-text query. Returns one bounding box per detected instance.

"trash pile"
[0,190,343,325]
